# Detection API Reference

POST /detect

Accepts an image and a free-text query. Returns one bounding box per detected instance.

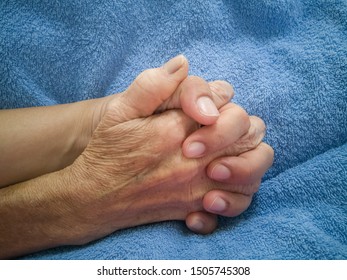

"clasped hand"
[67,55,273,243]
[0,55,273,258]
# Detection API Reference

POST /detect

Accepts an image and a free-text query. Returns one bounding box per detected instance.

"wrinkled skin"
[68,100,266,244]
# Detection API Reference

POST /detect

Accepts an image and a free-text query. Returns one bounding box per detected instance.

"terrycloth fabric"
[1,0,346,259]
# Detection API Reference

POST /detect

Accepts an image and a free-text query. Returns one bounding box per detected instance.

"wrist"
[70,95,112,163]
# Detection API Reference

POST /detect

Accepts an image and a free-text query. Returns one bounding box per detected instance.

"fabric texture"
[0,0,346,259]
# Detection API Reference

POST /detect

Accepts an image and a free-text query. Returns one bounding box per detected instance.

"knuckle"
[263,142,275,156]
[249,125,262,145]
[261,142,275,163]
[234,129,261,152]
[236,116,267,151]
[133,70,156,96]
[250,115,266,134]
[158,110,198,145]
[209,80,234,103]
[234,105,251,131]
[222,103,250,136]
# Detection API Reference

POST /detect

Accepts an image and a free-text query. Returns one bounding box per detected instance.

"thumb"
[110,55,189,123]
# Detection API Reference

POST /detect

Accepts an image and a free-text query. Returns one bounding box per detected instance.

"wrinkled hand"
[71,103,266,244]
[66,56,273,243]
[104,55,274,234]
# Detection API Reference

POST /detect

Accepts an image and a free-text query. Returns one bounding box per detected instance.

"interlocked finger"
[182,103,252,159]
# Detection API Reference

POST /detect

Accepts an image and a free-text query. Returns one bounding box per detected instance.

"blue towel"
[1,0,346,259]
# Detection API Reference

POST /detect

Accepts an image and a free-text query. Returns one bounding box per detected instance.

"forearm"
[0,98,107,188]
[0,167,80,259]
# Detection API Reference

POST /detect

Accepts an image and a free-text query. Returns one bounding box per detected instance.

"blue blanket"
[1,0,346,259]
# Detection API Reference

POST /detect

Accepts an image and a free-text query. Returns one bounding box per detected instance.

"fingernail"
[209,197,227,213]
[197,96,220,117]
[211,164,231,180]
[185,142,206,158]
[162,55,185,74]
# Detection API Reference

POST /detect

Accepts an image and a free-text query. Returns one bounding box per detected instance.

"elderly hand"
[91,55,274,234]
[63,56,273,244]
